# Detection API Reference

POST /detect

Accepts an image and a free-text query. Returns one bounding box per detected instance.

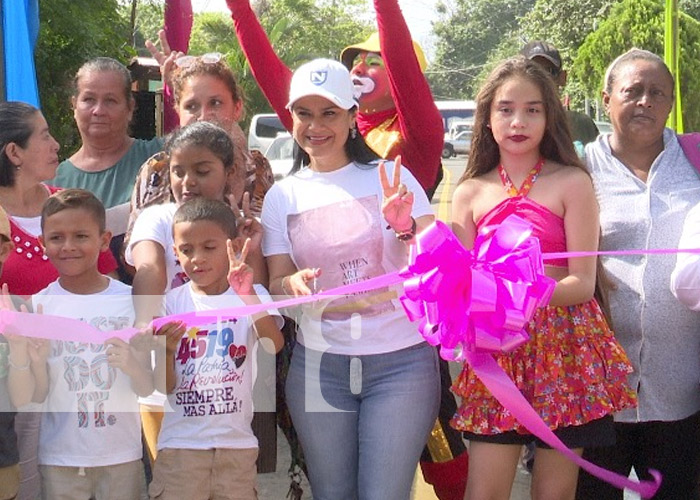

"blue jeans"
[285,342,440,500]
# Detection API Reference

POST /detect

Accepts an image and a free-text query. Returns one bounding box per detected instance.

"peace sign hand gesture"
[380,155,414,233]
[145,29,185,87]
[229,192,263,253]
[227,238,254,295]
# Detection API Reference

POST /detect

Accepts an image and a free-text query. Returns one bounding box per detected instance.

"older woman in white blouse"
[576,48,700,500]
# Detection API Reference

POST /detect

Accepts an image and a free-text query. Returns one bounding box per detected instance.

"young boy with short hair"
[9,188,152,499]
[151,198,284,500]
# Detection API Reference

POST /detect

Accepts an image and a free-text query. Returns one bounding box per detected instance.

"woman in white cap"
[261,58,440,499]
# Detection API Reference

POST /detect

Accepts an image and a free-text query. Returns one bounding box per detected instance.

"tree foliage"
[572,0,700,130]
[428,0,535,100]
[130,0,165,54]
[34,0,371,151]
[35,0,134,156]
[680,0,700,20]
[519,0,616,62]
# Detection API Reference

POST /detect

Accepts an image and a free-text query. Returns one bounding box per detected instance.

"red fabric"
[420,451,469,500]
[226,0,294,131]
[356,107,395,137]
[0,185,118,297]
[226,0,443,191]
[163,0,194,133]
[372,0,443,190]
[478,197,568,267]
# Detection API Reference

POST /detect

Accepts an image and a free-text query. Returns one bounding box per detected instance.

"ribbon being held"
[399,216,661,498]
[0,215,668,496]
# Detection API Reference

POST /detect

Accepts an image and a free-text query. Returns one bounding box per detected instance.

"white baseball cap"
[286,58,358,110]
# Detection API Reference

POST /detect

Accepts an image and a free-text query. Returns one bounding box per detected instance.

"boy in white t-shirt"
[150,198,283,500]
[14,189,153,499]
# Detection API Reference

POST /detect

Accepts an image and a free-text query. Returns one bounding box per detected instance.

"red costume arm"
[226,0,293,131]
[375,0,444,190]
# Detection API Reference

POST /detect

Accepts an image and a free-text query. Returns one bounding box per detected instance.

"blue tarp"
[3,0,40,106]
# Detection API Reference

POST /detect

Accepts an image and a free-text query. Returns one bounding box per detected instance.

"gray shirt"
[587,128,700,423]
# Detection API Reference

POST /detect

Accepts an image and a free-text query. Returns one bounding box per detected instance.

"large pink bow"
[400,215,556,361]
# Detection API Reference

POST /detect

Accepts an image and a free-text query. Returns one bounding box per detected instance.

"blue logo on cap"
[310,70,328,86]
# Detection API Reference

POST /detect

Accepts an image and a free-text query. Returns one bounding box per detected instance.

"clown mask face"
[350,52,394,114]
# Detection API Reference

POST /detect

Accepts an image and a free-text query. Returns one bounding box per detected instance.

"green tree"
[183,0,372,121]
[36,0,134,156]
[680,0,700,20]
[519,0,617,61]
[129,0,166,54]
[572,0,700,130]
[429,0,536,100]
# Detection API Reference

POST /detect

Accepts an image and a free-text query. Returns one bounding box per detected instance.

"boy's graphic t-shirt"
[32,278,141,467]
[159,283,282,451]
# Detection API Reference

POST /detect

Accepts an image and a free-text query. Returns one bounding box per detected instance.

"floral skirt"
[451,299,637,435]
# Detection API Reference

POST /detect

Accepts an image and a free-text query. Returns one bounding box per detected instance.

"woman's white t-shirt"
[261,161,433,355]
[126,203,188,291]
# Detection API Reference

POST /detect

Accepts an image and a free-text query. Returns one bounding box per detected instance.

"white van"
[247,113,286,152]
[434,100,477,135]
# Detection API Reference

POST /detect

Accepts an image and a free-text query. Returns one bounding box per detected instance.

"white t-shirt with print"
[125,203,188,292]
[158,283,283,451]
[261,161,433,355]
[33,278,141,467]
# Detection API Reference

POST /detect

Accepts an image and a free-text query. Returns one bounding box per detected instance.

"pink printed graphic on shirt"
[287,195,396,321]
[172,318,248,418]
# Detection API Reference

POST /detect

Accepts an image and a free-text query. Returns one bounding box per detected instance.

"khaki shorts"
[0,463,20,500]
[149,448,258,500]
[40,460,145,500]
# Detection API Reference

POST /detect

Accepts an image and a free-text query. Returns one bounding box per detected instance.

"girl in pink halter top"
[452,158,635,438]
[450,56,635,500]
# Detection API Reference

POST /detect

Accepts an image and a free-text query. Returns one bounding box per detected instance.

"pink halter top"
[476,159,567,267]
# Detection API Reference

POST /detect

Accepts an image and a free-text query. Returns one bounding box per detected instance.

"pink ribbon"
[467,350,661,497]
[401,216,555,361]
[0,309,139,343]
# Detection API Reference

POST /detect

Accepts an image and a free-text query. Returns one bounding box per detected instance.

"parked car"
[448,119,474,139]
[248,113,286,152]
[442,130,472,159]
[264,133,294,180]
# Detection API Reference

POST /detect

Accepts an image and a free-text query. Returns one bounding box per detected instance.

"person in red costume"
[225,0,444,198]
[225,1,468,498]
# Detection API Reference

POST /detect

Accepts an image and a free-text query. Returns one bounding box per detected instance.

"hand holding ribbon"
[400,215,555,361]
